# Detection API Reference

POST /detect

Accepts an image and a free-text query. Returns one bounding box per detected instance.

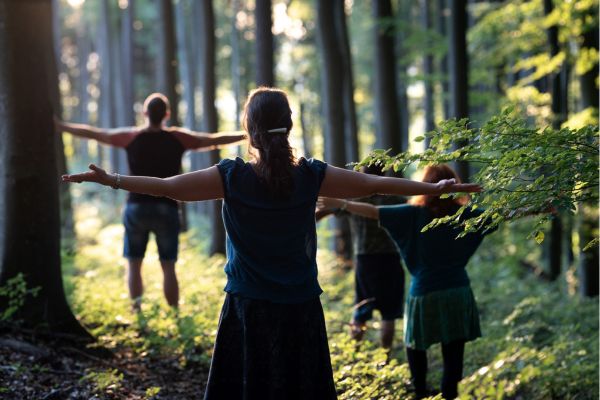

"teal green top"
[379,204,494,296]
[217,157,327,304]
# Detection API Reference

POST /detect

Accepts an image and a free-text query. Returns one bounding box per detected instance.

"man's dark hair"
[143,93,170,125]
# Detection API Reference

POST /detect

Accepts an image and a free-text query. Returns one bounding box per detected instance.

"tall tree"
[98,0,117,170]
[437,0,450,121]
[157,0,179,126]
[334,1,359,163]
[543,0,564,281]
[198,0,225,255]
[230,0,242,132]
[421,0,435,135]
[51,0,75,247]
[119,0,135,127]
[0,0,91,339]
[447,0,469,181]
[316,0,351,259]
[255,0,274,87]
[576,16,598,297]
[373,0,403,157]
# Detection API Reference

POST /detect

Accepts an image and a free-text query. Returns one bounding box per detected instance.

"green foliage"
[80,368,124,394]
[62,208,598,399]
[144,386,161,399]
[356,109,599,246]
[0,273,40,322]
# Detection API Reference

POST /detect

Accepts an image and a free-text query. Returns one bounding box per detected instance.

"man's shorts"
[353,253,405,323]
[123,202,180,261]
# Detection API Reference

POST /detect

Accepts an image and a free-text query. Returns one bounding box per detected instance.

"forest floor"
[0,206,598,399]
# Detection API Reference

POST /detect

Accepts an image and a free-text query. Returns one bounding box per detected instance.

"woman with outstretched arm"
[63,88,481,399]
[318,164,495,400]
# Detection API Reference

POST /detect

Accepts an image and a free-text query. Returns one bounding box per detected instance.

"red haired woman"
[319,164,495,400]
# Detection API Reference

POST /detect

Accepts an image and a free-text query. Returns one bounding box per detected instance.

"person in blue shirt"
[319,164,495,400]
[63,88,481,399]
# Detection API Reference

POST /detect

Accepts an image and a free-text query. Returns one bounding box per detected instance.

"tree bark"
[316,0,352,259]
[577,23,599,297]
[422,0,435,136]
[448,0,469,181]
[157,0,179,126]
[543,0,563,281]
[334,0,359,163]
[255,0,274,87]
[0,0,91,339]
[373,0,403,157]
[50,0,75,248]
[198,0,225,255]
[437,0,450,122]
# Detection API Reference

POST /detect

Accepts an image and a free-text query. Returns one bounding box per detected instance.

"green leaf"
[534,231,545,244]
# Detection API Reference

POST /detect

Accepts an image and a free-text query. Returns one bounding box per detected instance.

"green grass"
[62,208,599,399]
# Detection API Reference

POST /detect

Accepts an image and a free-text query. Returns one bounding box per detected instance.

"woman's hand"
[436,179,482,194]
[317,197,345,211]
[62,164,116,187]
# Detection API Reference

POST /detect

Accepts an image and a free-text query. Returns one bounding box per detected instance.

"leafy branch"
[354,108,599,247]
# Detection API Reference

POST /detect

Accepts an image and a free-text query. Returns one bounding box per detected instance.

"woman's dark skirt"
[204,293,338,400]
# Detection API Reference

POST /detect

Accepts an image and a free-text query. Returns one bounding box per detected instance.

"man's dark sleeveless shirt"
[125,129,185,207]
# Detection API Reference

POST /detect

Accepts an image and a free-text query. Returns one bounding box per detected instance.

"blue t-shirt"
[216,157,328,303]
[379,204,495,296]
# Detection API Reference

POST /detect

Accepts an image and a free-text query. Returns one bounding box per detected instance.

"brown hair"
[410,164,469,217]
[143,93,170,125]
[243,87,296,199]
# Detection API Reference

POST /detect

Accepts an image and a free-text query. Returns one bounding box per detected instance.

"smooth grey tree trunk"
[334,0,359,163]
[373,0,403,156]
[98,0,117,171]
[0,0,91,339]
[255,0,274,87]
[316,0,351,259]
[51,0,76,248]
[198,0,225,255]
[157,0,180,126]
[448,0,469,181]
[543,0,564,281]
[421,0,435,135]
[577,25,599,297]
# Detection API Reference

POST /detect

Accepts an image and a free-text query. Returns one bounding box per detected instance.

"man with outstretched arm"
[56,92,246,311]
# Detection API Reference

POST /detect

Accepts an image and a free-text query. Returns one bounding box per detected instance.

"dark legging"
[406,340,465,399]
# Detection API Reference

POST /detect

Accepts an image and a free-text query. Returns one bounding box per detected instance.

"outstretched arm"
[171,128,247,151]
[319,165,481,198]
[55,119,135,148]
[62,164,224,202]
[317,197,379,220]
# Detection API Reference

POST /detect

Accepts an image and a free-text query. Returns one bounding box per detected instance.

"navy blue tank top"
[125,129,185,206]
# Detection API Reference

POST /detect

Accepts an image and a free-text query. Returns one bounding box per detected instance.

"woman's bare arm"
[62,164,224,202]
[317,197,379,219]
[319,165,481,198]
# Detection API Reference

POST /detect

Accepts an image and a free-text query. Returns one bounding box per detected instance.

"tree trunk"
[231,0,242,132]
[300,102,312,159]
[421,0,435,136]
[198,0,225,255]
[448,0,469,181]
[50,0,75,248]
[0,0,91,339]
[437,0,450,122]
[543,0,563,281]
[395,0,410,156]
[317,0,352,259]
[157,0,179,126]
[577,24,599,297]
[98,0,117,172]
[334,0,359,163]
[373,0,403,156]
[255,0,274,87]
[120,0,135,127]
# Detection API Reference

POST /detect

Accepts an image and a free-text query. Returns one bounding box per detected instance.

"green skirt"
[404,286,481,351]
